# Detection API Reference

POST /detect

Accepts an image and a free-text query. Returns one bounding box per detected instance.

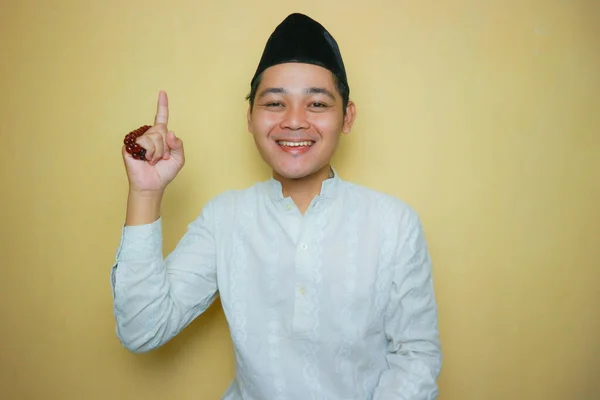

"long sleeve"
[373,210,442,400]
[110,203,218,353]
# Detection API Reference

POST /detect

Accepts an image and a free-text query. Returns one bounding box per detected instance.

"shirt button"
[286,204,293,210]
[300,243,308,250]
[298,287,306,296]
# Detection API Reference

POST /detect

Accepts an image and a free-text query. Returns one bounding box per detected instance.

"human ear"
[342,101,356,134]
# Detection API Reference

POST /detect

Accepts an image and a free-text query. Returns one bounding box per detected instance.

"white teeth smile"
[277,141,313,147]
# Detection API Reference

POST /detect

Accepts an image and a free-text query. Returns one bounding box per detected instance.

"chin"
[273,167,309,180]
[277,171,311,180]
[272,162,327,181]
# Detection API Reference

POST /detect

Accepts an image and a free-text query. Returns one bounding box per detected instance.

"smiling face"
[247,62,356,181]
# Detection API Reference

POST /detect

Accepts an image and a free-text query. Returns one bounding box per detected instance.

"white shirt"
[110,168,442,399]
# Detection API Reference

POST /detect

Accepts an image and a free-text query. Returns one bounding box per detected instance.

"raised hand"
[122,91,185,194]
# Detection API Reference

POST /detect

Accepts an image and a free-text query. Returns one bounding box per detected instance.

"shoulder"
[337,179,420,227]
[185,181,265,232]
[200,180,267,215]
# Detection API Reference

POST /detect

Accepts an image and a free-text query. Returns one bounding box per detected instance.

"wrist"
[128,188,165,201]
[125,190,163,226]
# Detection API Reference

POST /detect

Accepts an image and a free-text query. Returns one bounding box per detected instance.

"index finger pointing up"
[154,90,169,126]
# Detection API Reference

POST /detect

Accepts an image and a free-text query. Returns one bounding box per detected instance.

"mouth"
[276,140,315,147]
[276,140,315,155]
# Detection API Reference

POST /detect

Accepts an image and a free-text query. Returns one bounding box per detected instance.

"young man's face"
[247,62,355,180]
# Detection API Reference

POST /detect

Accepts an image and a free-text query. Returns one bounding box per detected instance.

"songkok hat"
[250,13,349,92]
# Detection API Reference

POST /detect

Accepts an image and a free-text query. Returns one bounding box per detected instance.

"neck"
[274,165,332,214]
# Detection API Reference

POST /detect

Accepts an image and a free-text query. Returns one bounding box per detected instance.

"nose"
[280,104,310,131]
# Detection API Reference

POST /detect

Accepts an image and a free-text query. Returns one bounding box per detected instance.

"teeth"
[278,141,313,147]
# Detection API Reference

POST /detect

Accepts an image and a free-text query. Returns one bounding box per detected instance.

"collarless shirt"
[110,169,441,400]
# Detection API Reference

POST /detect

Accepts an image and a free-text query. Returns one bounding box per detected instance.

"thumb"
[166,131,184,157]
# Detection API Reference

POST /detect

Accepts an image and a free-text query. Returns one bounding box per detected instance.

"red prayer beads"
[123,125,152,160]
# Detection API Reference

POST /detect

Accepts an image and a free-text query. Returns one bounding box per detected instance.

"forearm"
[112,261,174,353]
[111,205,219,353]
[112,259,211,354]
[373,208,442,399]
[125,190,163,226]
[111,219,175,352]
[372,341,441,400]
[374,281,441,399]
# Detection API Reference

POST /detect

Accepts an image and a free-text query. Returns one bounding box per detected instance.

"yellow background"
[1,0,599,399]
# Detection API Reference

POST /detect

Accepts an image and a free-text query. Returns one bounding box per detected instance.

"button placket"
[291,211,315,334]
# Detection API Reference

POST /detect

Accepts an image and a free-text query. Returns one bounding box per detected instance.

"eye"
[308,102,331,111]
[266,102,284,108]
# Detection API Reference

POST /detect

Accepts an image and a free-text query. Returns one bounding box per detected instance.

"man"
[111,13,442,400]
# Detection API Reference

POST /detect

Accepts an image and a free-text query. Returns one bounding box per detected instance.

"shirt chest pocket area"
[319,251,393,339]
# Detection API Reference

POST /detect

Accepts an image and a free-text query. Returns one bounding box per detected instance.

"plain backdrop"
[1,1,599,399]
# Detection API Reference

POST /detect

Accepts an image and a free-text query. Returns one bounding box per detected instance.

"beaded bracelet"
[123,125,152,160]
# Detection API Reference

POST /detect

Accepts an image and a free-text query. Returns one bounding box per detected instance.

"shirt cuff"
[115,217,163,261]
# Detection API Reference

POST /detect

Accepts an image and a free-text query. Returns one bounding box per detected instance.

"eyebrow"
[258,87,336,101]
[306,87,336,100]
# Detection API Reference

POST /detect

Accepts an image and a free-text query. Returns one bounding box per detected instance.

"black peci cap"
[250,13,349,92]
